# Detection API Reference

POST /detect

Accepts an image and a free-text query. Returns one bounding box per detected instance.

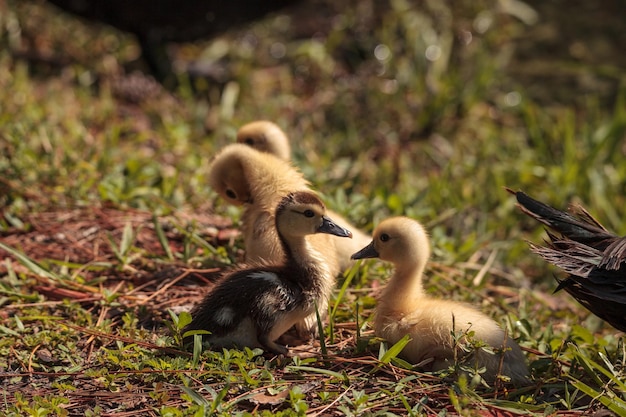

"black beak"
[318,216,352,238]
[351,240,379,260]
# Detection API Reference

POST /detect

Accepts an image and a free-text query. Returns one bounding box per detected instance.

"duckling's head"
[351,217,430,266]
[207,144,255,205]
[275,191,353,239]
[237,121,291,161]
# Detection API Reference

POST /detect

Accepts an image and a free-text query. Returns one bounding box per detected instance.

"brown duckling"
[509,189,626,332]
[351,217,529,385]
[235,120,373,268]
[184,191,352,354]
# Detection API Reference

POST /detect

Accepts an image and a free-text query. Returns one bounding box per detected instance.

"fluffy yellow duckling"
[208,143,312,264]
[235,120,373,268]
[236,120,292,161]
[207,144,344,337]
[351,217,529,385]
[185,191,352,354]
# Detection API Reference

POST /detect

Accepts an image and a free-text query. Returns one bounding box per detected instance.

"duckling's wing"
[243,270,308,341]
[185,271,252,335]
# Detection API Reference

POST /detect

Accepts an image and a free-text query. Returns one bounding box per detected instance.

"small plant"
[107,222,140,268]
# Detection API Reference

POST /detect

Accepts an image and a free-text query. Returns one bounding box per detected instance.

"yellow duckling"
[237,120,292,161]
[351,217,529,385]
[207,144,343,337]
[208,143,312,264]
[184,191,352,354]
[235,120,373,268]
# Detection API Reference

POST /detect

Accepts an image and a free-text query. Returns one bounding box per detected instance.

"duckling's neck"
[281,235,331,289]
[379,261,426,315]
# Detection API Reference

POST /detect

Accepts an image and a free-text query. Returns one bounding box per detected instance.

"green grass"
[1,0,626,415]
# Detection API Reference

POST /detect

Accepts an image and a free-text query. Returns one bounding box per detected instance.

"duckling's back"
[376,298,529,385]
[185,264,311,350]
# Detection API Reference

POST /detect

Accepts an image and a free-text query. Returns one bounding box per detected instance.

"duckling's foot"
[276,327,311,346]
[276,324,314,347]
[259,335,289,355]
[295,321,318,340]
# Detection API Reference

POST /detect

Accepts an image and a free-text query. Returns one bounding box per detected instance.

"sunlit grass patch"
[1,0,625,414]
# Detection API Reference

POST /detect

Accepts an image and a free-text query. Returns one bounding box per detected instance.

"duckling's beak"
[350,241,379,260]
[318,216,353,238]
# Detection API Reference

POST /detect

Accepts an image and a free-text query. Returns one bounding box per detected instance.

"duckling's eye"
[380,233,390,242]
[226,189,237,199]
[243,137,255,146]
[303,209,315,218]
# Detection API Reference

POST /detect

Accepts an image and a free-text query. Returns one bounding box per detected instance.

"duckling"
[235,120,373,268]
[351,217,529,385]
[237,120,292,161]
[509,189,626,332]
[208,143,312,263]
[184,191,352,354]
[207,144,342,337]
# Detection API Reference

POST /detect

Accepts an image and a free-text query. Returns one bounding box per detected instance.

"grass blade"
[315,302,327,356]
[286,365,348,382]
[331,262,360,319]
[0,242,59,280]
[571,347,626,390]
[379,334,412,365]
[180,386,210,407]
[153,214,174,260]
[570,379,626,416]
[119,222,135,257]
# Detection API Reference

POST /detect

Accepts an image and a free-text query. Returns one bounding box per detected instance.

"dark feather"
[509,189,626,332]
[509,189,626,270]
